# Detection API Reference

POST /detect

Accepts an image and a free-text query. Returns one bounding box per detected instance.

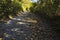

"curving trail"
[0,12,59,40]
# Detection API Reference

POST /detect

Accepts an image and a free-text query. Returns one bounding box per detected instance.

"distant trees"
[0,0,22,20]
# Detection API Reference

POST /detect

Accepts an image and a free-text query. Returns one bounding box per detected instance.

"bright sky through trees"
[31,0,37,2]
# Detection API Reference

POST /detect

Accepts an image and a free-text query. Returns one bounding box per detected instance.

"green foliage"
[21,0,32,11]
[30,0,60,18]
[0,0,22,20]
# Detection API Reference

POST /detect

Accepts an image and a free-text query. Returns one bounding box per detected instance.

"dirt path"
[0,13,59,40]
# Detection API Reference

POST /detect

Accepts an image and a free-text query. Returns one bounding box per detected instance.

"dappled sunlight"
[6,20,11,24]
[17,19,37,23]
[9,15,13,19]
[7,14,37,25]
[12,18,21,20]
[4,33,11,38]
[25,19,37,23]
[17,22,27,25]
[0,9,39,40]
[11,28,20,31]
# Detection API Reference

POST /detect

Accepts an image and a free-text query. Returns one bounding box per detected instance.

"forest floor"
[0,12,59,40]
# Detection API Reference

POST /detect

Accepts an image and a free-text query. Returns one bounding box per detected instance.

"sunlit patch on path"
[0,38,2,40]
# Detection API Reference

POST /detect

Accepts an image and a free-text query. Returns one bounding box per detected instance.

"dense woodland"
[0,0,60,29]
[0,0,60,19]
[0,0,60,39]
